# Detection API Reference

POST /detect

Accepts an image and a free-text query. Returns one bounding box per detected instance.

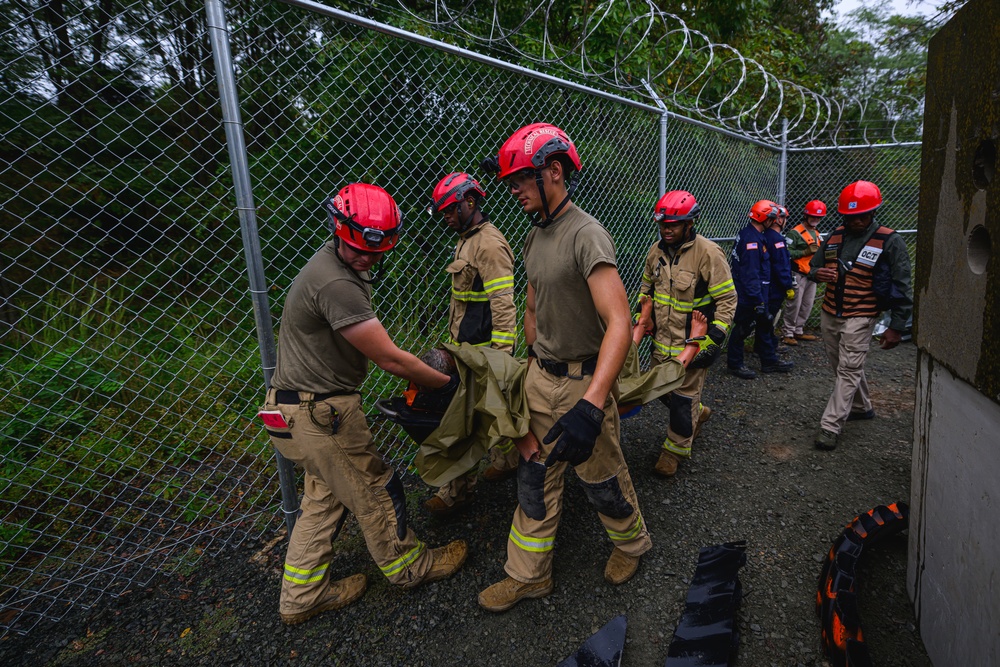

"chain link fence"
[0,0,921,636]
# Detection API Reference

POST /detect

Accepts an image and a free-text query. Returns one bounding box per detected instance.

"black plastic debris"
[816,502,909,667]
[664,540,747,666]
[556,614,627,667]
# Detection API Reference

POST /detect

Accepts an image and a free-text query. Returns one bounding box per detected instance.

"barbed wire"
[346,0,923,147]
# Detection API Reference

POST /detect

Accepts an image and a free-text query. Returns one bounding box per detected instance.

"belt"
[274,389,356,404]
[536,356,598,378]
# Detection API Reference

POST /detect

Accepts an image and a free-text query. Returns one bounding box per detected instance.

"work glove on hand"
[543,399,605,467]
[786,288,796,301]
[707,324,727,347]
[754,303,767,317]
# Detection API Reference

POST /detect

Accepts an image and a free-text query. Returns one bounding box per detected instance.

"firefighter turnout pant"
[651,361,707,459]
[819,312,877,434]
[782,274,818,338]
[505,360,652,583]
[262,390,433,617]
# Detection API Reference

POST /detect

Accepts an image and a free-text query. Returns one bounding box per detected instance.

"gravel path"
[2,336,928,667]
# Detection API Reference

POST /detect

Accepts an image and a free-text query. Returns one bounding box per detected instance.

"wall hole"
[972,139,995,189]
[967,225,991,275]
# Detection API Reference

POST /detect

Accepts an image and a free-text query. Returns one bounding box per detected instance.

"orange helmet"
[837,181,882,215]
[804,200,827,217]
[494,122,582,179]
[748,199,779,224]
[324,183,402,252]
[654,190,701,223]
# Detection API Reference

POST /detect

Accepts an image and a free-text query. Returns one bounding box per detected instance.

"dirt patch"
[0,336,928,667]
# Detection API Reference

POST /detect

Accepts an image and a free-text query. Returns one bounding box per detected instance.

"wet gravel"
[1,336,929,666]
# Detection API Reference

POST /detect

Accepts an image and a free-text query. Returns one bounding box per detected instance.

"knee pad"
[579,476,635,520]
[384,469,408,540]
[670,392,694,438]
[517,458,547,521]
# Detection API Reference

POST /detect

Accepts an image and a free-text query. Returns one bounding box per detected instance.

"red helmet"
[804,199,827,217]
[495,122,582,179]
[748,199,779,223]
[654,190,700,223]
[324,183,401,252]
[430,172,485,213]
[838,181,882,215]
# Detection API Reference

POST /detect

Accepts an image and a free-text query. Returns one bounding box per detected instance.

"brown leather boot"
[781,336,798,346]
[693,405,712,439]
[795,333,819,341]
[279,573,367,625]
[604,548,640,585]
[478,576,553,612]
[423,493,473,517]
[654,449,681,477]
[420,539,468,585]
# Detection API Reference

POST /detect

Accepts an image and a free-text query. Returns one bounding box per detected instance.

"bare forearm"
[582,317,630,407]
[378,351,450,388]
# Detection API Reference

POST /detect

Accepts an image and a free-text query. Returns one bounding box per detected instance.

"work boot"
[420,539,468,585]
[423,492,473,517]
[761,360,794,373]
[478,576,553,612]
[482,464,517,483]
[795,333,819,341]
[279,573,367,625]
[846,408,876,421]
[727,365,757,380]
[654,450,681,477]
[781,336,798,346]
[693,405,712,440]
[815,429,839,451]
[604,548,641,585]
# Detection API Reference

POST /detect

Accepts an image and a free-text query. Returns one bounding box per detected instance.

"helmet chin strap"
[333,236,380,284]
[457,200,478,234]
[530,170,579,229]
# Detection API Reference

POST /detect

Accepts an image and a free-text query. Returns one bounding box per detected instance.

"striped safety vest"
[821,225,895,319]
[791,224,822,274]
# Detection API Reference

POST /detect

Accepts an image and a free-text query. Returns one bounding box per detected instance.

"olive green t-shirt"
[270,242,375,394]
[523,205,617,363]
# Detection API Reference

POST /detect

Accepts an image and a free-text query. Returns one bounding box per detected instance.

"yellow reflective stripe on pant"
[283,562,328,585]
[662,435,690,457]
[711,319,730,333]
[606,515,644,542]
[379,540,427,577]
[509,524,554,553]
[451,338,490,347]
[483,275,514,292]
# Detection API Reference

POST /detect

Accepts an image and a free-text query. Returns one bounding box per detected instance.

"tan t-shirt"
[270,242,375,394]
[523,205,617,363]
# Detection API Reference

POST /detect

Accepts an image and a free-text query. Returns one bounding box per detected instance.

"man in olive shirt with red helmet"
[808,181,912,451]
[424,172,519,515]
[477,123,657,613]
[636,190,736,477]
[261,183,467,626]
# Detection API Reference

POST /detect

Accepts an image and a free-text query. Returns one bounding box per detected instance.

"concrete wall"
[909,0,1000,663]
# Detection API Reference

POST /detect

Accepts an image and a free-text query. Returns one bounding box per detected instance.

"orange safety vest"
[821,225,895,319]
[792,224,822,274]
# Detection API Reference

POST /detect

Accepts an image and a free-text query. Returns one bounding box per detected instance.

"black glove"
[543,399,605,467]
[753,303,767,316]
[707,324,727,346]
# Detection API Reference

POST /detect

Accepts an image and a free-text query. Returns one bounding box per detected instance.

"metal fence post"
[777,118,788,205]
[205,0,299,535]
[642,79,669,196]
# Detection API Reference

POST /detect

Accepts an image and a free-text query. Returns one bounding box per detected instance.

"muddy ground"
[1,334,927,666]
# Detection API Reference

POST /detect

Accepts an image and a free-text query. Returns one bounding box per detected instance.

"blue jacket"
[729,223,770,306]
[763,227,793,303]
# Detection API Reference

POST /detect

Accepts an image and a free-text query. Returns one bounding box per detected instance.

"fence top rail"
[788,141,922,153]
[274,0,662,116]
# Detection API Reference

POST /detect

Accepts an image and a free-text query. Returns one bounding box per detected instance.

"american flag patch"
[775,241,785,248]
[746,242,758,249]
